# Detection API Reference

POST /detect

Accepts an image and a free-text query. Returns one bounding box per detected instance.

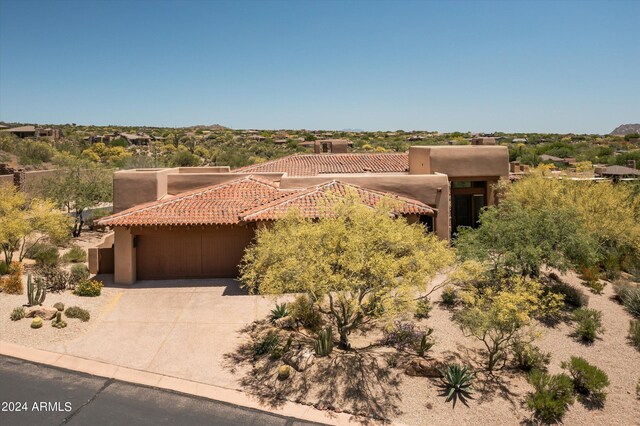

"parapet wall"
[409,146,509,178]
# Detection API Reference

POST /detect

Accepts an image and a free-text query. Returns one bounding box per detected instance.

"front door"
[451,181,487,235]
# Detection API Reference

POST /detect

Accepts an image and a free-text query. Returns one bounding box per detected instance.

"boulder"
[405,359,443,378]
[283,348,315,372]
[274,316,296,329]
[25,306,57,321]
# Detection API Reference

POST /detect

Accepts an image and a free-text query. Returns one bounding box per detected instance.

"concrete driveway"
[56,278,281,389]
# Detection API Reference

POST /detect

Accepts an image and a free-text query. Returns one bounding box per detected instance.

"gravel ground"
[0,282,119,353]
[1,232,118,353]
[394,272,640,426]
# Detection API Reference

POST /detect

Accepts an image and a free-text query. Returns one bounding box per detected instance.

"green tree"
[455,198,598,277]
[0,184,71,265]
[38,157,112,237]
[240,194,455,349]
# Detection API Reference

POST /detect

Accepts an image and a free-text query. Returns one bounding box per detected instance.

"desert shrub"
[622,286,640,319]
[10,306,25,321]
[441,286,458,307]
[573,308,604,343]
[62,245,87,263]
[288,295,323,331]
[74,279,103,297]
[0,261,8,275]
[549,281,588,308]
[35,266,69,292]
[414,298,432,319]
[561,356,610,406]
[586,280,606,295]
[612,279,635,303]
[68,264,90,289]
[1,261,23,294]
[27,242,60,267]
[629,320,640,350]
[383,320,432,352]
[526,370,575,423]
[253,330,280,356]
[269,303,288,323]
[65,306,90,322]
[512,341,551,372]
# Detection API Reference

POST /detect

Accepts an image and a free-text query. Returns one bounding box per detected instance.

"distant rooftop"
[233,153,409,176]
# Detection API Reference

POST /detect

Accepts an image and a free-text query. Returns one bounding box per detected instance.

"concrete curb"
[0,341,371,425]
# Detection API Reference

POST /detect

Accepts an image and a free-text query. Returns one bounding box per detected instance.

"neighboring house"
[539,154,576,166]
[92,145,509,284]
[594,163,640,181]
[1,125,62,139]
[299,138,353,153]
[120,132,152,145]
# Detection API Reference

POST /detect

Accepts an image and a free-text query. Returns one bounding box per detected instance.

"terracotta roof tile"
[240,180,435,222]
[97,176,292,227]
[233,153,409,176]
[97,177,433,228]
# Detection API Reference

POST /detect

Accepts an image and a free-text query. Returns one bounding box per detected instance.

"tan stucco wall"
[114,227,136,285]
[88,232,114,275]
[409,146,509,178]
[279,173,450,239]
[0,175,12,186]
[167,172,283,195]
[113,168,174,213]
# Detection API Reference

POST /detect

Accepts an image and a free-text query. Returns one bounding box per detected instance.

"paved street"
[0,356,323,426]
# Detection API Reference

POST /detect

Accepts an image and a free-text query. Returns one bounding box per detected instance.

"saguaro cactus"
[27,273,46,306]
[314,327,333,357]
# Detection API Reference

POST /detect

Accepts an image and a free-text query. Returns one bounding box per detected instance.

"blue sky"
[1,0,638,133]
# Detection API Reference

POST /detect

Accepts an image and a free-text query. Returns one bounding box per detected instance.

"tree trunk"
[338,329,351,350]
[72,211,84,238]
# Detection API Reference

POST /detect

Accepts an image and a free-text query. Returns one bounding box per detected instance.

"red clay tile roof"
[233,153,409,176]
[97,177,433,227]
[97,176,292,227]
[240,180,435,221]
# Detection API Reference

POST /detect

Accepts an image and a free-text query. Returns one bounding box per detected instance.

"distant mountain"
[610,123,640,135]
[340,128,364,132]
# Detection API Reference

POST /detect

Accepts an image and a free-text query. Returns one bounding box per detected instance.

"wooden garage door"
[135,225,255,280]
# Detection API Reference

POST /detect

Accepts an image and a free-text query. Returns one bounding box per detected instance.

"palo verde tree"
[0,184,71,265]
[455,197,599,277]
[240,193,454,349]
[38,155,113,237]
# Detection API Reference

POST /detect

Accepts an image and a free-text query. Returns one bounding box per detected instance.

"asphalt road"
[0,356,324,426]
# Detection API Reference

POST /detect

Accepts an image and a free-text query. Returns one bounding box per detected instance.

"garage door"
[135,225,255,280]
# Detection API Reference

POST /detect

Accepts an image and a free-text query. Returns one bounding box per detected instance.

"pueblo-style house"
[92,142,509,284]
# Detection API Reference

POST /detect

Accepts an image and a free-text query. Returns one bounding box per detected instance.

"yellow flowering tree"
[0,184,71,265]
[241,194,455,349]
[455,276,563,371]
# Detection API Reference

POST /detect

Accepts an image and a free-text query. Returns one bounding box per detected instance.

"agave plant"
[269,303,289,323]
[439,363,474,407]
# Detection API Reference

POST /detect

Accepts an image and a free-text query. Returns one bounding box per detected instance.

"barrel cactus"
[277,365,290,380]
[31,317,43,329]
